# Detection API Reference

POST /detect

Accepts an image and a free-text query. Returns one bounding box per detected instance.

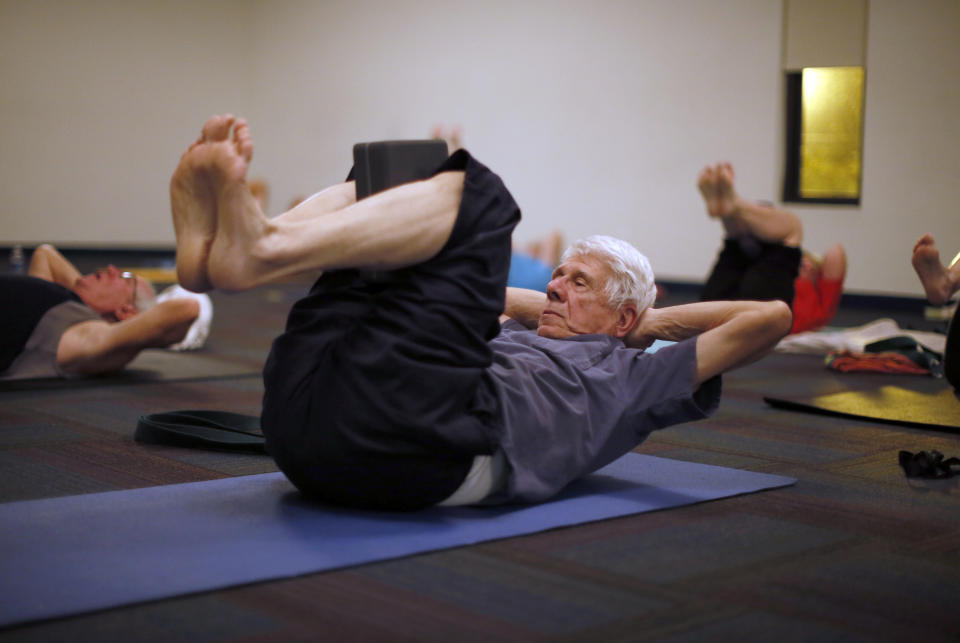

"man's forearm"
[632,299,793,384]
[28,244,82,287]
[502,287,546,329]
[58,299,200,375]
[627,300,790,347]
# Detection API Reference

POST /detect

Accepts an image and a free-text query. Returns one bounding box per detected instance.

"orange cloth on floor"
[825,350,931,375]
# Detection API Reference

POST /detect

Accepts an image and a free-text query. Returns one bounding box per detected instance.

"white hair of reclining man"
[562,235,657,314]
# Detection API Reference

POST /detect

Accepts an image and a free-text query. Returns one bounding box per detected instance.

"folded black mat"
[135,410,266,453]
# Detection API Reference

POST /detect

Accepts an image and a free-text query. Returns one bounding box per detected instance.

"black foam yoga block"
[353,140,450,200]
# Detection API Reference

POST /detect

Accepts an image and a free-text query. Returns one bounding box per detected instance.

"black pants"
[700,236,802,304]
[261,150,521,510]
[945,304,960,392]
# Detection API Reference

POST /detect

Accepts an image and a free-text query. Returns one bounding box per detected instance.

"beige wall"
[1,0,957,296]
[797,0,960,295]
[0,0,255,248]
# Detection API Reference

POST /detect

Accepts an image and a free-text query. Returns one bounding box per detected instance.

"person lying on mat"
[697,162,847,334]
[170,114,791,510]
[0,244,199,379]
[507,229,565,292]
[912,234,960,306]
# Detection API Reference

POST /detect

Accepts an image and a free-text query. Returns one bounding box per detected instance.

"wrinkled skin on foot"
[912,234,958,306]
[170,114,256,292]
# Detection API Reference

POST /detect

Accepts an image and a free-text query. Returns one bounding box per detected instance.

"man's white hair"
[132,279,157,313]
[562,235,656,313]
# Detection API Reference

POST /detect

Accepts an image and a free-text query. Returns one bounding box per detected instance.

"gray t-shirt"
[0,301,101,380]
[483,320,722,503]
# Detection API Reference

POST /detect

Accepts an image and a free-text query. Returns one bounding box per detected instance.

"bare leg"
[699,162,802,246]
[912,234,960,305]
[538,229,564,266]
[732,201,803,247]
[431,124,463,154]
[172,115,463,293]
[215,174,463,290]
[271,182,358,224]
[522,230,564,267]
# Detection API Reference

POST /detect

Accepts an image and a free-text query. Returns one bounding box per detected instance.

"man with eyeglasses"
[0,244,200,379]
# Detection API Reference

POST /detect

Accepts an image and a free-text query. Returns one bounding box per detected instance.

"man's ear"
[114,304,138,321]
[613,304,639,338]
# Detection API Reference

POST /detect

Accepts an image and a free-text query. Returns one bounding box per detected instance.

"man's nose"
[546,278,565,301]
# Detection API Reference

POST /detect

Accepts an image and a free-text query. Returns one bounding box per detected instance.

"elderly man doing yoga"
[170,114,791,510]
[1,244,198,379]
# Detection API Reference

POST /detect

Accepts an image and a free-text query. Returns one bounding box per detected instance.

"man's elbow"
[179,297,201,322]
[152,298,201,346]
[169,298,201,341]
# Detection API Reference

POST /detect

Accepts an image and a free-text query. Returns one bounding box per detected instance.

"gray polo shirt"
[484,320,722,503]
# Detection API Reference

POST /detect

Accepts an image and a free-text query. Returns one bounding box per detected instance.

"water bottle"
[9,244,24,274]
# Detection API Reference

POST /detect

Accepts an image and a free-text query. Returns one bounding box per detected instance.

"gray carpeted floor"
[2,276,959,641]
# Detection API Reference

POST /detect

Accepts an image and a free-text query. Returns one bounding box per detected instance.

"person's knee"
[781,211,804,247]
[426,170,465,203]
[821,243,847,281]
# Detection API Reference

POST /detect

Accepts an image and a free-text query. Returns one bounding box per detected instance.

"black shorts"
[945,304,960,392]
[700,237,801,304]
[262,150,521,510]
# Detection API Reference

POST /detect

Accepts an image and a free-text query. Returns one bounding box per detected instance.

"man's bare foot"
[714,162,738,217]
[170,114,237,292]
[912,233,957,305]
[204,118,276,293]
[697,165,721,216]
[698,162,739,218]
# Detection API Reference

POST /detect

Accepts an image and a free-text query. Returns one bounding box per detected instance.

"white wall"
[0,0,255,248]
[1,0,957,296]
[799,0,960,295]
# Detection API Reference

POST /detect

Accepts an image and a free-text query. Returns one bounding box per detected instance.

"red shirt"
[791,276,843,334]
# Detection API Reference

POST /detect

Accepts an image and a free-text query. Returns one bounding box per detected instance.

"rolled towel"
[156,285,214,351]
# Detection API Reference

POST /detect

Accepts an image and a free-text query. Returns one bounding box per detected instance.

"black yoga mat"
[0,349,260,391]
[765,383,960,432]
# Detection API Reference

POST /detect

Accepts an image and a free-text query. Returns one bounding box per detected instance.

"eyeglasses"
[121,271,137,308]
[92,267,138,309]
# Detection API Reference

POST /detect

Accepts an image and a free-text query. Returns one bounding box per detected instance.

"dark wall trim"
[657,279,928,313]
[1,245,176,275]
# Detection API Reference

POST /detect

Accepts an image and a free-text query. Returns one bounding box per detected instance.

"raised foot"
[169,115,255,293]
[713,162,737,217]
[698,162,737,218]
[912,234,954,306]
[205,208,275,294]
[697,166,721,217]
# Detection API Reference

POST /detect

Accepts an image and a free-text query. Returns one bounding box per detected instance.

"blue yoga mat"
[0,453,794,628]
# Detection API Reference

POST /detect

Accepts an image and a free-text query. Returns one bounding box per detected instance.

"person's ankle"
[728,194,749,217]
